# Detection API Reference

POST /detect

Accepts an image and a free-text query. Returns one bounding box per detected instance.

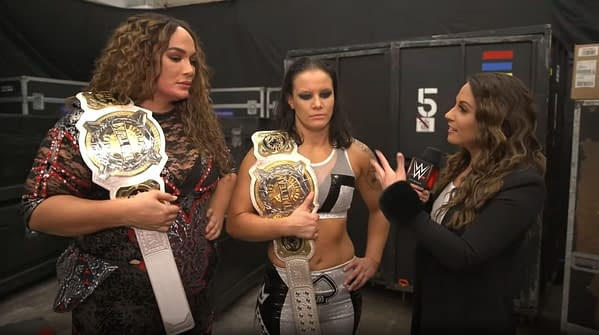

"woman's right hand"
[124,190,179,232]
[371,150,407,189]
[284,192,320,240]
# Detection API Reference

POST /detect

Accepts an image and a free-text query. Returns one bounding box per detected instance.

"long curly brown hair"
[433,72,546,229]
[84,13,232,174]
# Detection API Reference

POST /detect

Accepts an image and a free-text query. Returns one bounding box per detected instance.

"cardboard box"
[571,43,599,100]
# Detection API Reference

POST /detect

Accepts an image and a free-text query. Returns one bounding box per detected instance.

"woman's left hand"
[371,150,407,189]
[205,208,223,241]
[342,257,378,291]
[411,184,431,203]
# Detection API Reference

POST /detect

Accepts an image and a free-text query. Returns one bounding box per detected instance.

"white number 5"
[417,88,438,117]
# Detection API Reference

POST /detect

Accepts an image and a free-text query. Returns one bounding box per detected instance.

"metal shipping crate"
[561,100,599,334]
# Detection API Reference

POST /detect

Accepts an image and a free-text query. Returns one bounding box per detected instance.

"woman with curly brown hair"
[371,72,546,334]
[21,13,235,334]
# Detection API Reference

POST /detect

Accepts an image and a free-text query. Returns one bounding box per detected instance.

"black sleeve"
[380,169,546,271]
[379,181,423,223]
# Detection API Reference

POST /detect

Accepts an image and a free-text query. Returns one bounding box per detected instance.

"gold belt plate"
[75,92,167,198]
[249,131,319,261]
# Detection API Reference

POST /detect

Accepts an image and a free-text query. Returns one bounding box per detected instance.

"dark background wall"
[0,0,566,88]
[553,0,599,48]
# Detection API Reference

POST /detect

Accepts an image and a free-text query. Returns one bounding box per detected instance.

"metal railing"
[0,76,88,115]
[0,76,281,118]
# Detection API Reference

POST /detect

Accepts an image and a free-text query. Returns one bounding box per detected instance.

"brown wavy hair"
[433,72,546,229]
[84,13,232,174]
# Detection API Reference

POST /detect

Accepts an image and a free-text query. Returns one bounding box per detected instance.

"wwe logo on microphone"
[407,147,441,190]
[409,160,431,181]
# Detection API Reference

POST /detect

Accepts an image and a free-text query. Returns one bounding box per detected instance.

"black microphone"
[406,147,442,190]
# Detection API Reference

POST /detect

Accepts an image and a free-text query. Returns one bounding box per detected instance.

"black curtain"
[1,0,554,87]
[553,0,599,51]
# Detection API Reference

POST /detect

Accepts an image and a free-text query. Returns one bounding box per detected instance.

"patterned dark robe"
[22,99,228,335]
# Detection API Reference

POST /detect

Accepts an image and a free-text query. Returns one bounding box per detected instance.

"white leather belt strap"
[285,258,320,334]
[249,130,321,334]
[75,92,194,335]
[134,229,195,334]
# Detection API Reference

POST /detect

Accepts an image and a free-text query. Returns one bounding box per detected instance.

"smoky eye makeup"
[297,90,333,101]
[298,93,313,100]
[319,90,332,99]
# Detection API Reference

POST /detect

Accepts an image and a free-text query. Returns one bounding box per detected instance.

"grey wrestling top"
[313,148,356,220]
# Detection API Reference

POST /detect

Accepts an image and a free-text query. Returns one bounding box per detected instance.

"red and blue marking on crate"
[481,50,513,76]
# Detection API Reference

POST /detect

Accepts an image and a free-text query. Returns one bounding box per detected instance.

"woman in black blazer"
[371,72,546,335]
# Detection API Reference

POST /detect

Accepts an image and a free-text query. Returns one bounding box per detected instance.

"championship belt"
[249,130,321,334]
[75,92,194,335]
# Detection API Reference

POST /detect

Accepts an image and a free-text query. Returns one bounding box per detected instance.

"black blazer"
[379,167,545,335]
